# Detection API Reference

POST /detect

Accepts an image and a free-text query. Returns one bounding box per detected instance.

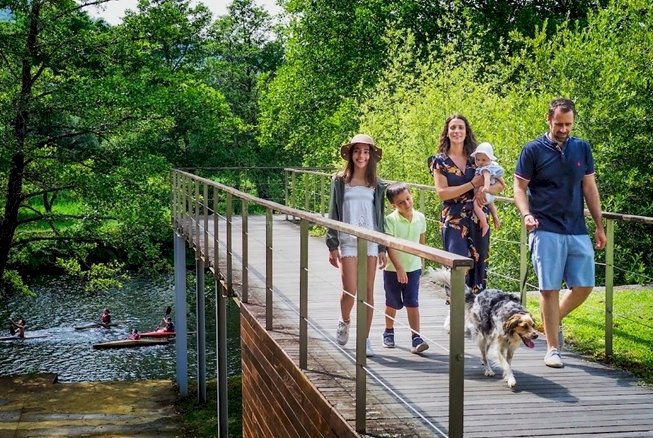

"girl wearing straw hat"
[326,133,387,357]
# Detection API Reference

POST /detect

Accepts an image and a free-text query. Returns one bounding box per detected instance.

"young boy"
[382,183,428,353]
[471,142,504,236]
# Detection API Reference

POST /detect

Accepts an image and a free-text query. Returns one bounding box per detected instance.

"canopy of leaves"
[0,0,240,294]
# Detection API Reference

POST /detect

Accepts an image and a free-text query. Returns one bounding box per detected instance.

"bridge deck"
[181,214,653,437]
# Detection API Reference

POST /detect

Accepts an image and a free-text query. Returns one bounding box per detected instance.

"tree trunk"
[0,1,39,288]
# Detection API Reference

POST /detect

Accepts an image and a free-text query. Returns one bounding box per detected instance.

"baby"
[470,142,504,236]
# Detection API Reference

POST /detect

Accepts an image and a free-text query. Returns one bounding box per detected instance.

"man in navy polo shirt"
[514,98,606,368]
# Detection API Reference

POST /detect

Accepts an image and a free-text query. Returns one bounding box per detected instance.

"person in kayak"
[100,308,111,326]
[9,319,26,338]
[161,317,175,333]
[129,328,141,340]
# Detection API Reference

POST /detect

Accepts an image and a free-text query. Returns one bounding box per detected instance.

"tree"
[257,0,604,169]
[0,0,238,294]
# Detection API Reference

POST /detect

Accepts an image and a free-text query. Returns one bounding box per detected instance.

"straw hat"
[470,142,497,161]
[340,134,383,161]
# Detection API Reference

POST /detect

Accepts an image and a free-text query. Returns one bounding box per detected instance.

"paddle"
[9,321,15,336]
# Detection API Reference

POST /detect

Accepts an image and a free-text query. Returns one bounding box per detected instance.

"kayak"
[74,322,120,330]
[92,338,169,349]
[139,329,176,338]
[0,335,49,341]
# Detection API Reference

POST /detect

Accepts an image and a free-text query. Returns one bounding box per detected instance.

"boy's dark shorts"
[384,269,421,310]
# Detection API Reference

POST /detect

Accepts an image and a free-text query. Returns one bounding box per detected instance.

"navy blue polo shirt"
[515,134,594,235]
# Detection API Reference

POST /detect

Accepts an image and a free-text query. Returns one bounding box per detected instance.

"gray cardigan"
[326,175,387,252]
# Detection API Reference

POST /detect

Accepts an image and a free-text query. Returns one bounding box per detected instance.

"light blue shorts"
[529,230,595,290]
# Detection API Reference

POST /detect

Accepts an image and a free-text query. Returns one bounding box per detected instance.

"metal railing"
[172,168,472,436]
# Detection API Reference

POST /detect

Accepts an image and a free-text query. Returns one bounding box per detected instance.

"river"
[0,275,241,382]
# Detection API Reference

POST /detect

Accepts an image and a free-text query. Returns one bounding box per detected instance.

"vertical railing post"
[241,200,249,303]
[226,193,233,296]
[284,169,289,221]
[194,179,200,250]
[519,220,529,305]
[605,218,615,358]
[266,208,274,330]
[171,171,177,227]
[355,237,368,433]
[196,258,207,403]
[202,184,209,256]
[215,271,228,437]
[291,172,297,217]
[320,174,326,216]
[448,266,467,438]
[419,188,425,213]
[299,219,309,370]
[185,175,191,232]
[173,232,188,397]
[213,187,220,277]
[304,173,310,211]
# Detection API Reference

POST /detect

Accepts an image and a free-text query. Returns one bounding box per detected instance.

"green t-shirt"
[384,209,426,273]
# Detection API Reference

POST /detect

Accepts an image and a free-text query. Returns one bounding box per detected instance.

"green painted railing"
[173,168,472,437]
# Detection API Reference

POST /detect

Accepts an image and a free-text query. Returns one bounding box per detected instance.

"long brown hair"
[438,114,478,157]
[340,144,379,187]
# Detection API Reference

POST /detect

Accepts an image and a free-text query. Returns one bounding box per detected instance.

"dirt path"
[0,374,184,437]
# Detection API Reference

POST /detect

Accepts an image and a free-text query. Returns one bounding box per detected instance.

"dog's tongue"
[522,338,535,348]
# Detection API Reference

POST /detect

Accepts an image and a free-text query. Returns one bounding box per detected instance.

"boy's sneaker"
[544,347,564,368]
[411,336,429,354]
[365,338,375,357]
[336,320,350,346]
[382,330,395,348]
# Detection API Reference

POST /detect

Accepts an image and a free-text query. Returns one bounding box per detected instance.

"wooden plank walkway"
[181,214,653,437]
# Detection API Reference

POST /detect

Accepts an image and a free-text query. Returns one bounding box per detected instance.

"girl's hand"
[328,249,341,268]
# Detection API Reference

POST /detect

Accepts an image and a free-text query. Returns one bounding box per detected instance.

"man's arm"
[513,174,538,230]
[583,173,607,249]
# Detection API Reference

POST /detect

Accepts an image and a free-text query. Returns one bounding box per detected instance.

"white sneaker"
[544,347,563,368]
[336,320,350,345]
[365,338,375,357]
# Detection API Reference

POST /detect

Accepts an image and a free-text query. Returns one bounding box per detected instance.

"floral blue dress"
[428,153,489,295]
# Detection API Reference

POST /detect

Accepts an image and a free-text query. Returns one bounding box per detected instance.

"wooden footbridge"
[170,168,653,437]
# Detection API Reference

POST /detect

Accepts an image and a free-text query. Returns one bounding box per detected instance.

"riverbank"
[0,374,182,437]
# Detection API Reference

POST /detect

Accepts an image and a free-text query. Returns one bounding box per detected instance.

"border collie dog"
[427,268,538,388]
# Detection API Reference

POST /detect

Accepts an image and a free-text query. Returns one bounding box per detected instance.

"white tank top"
[339,185,375,244]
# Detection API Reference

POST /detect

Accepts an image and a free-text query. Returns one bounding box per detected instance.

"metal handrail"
[172,168,471,436]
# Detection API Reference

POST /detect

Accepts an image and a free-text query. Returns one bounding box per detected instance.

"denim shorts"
[383,269,421,309]
[340,241,379,258]
[529,230,595,290]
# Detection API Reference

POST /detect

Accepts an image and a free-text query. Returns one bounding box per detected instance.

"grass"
[176,376,242,437]
[526,286,653,385]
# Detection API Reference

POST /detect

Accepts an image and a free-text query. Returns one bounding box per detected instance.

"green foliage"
[56,258,129,292]
[0,0,247,293]
[527,287,653,385]
[0,270,32,298]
